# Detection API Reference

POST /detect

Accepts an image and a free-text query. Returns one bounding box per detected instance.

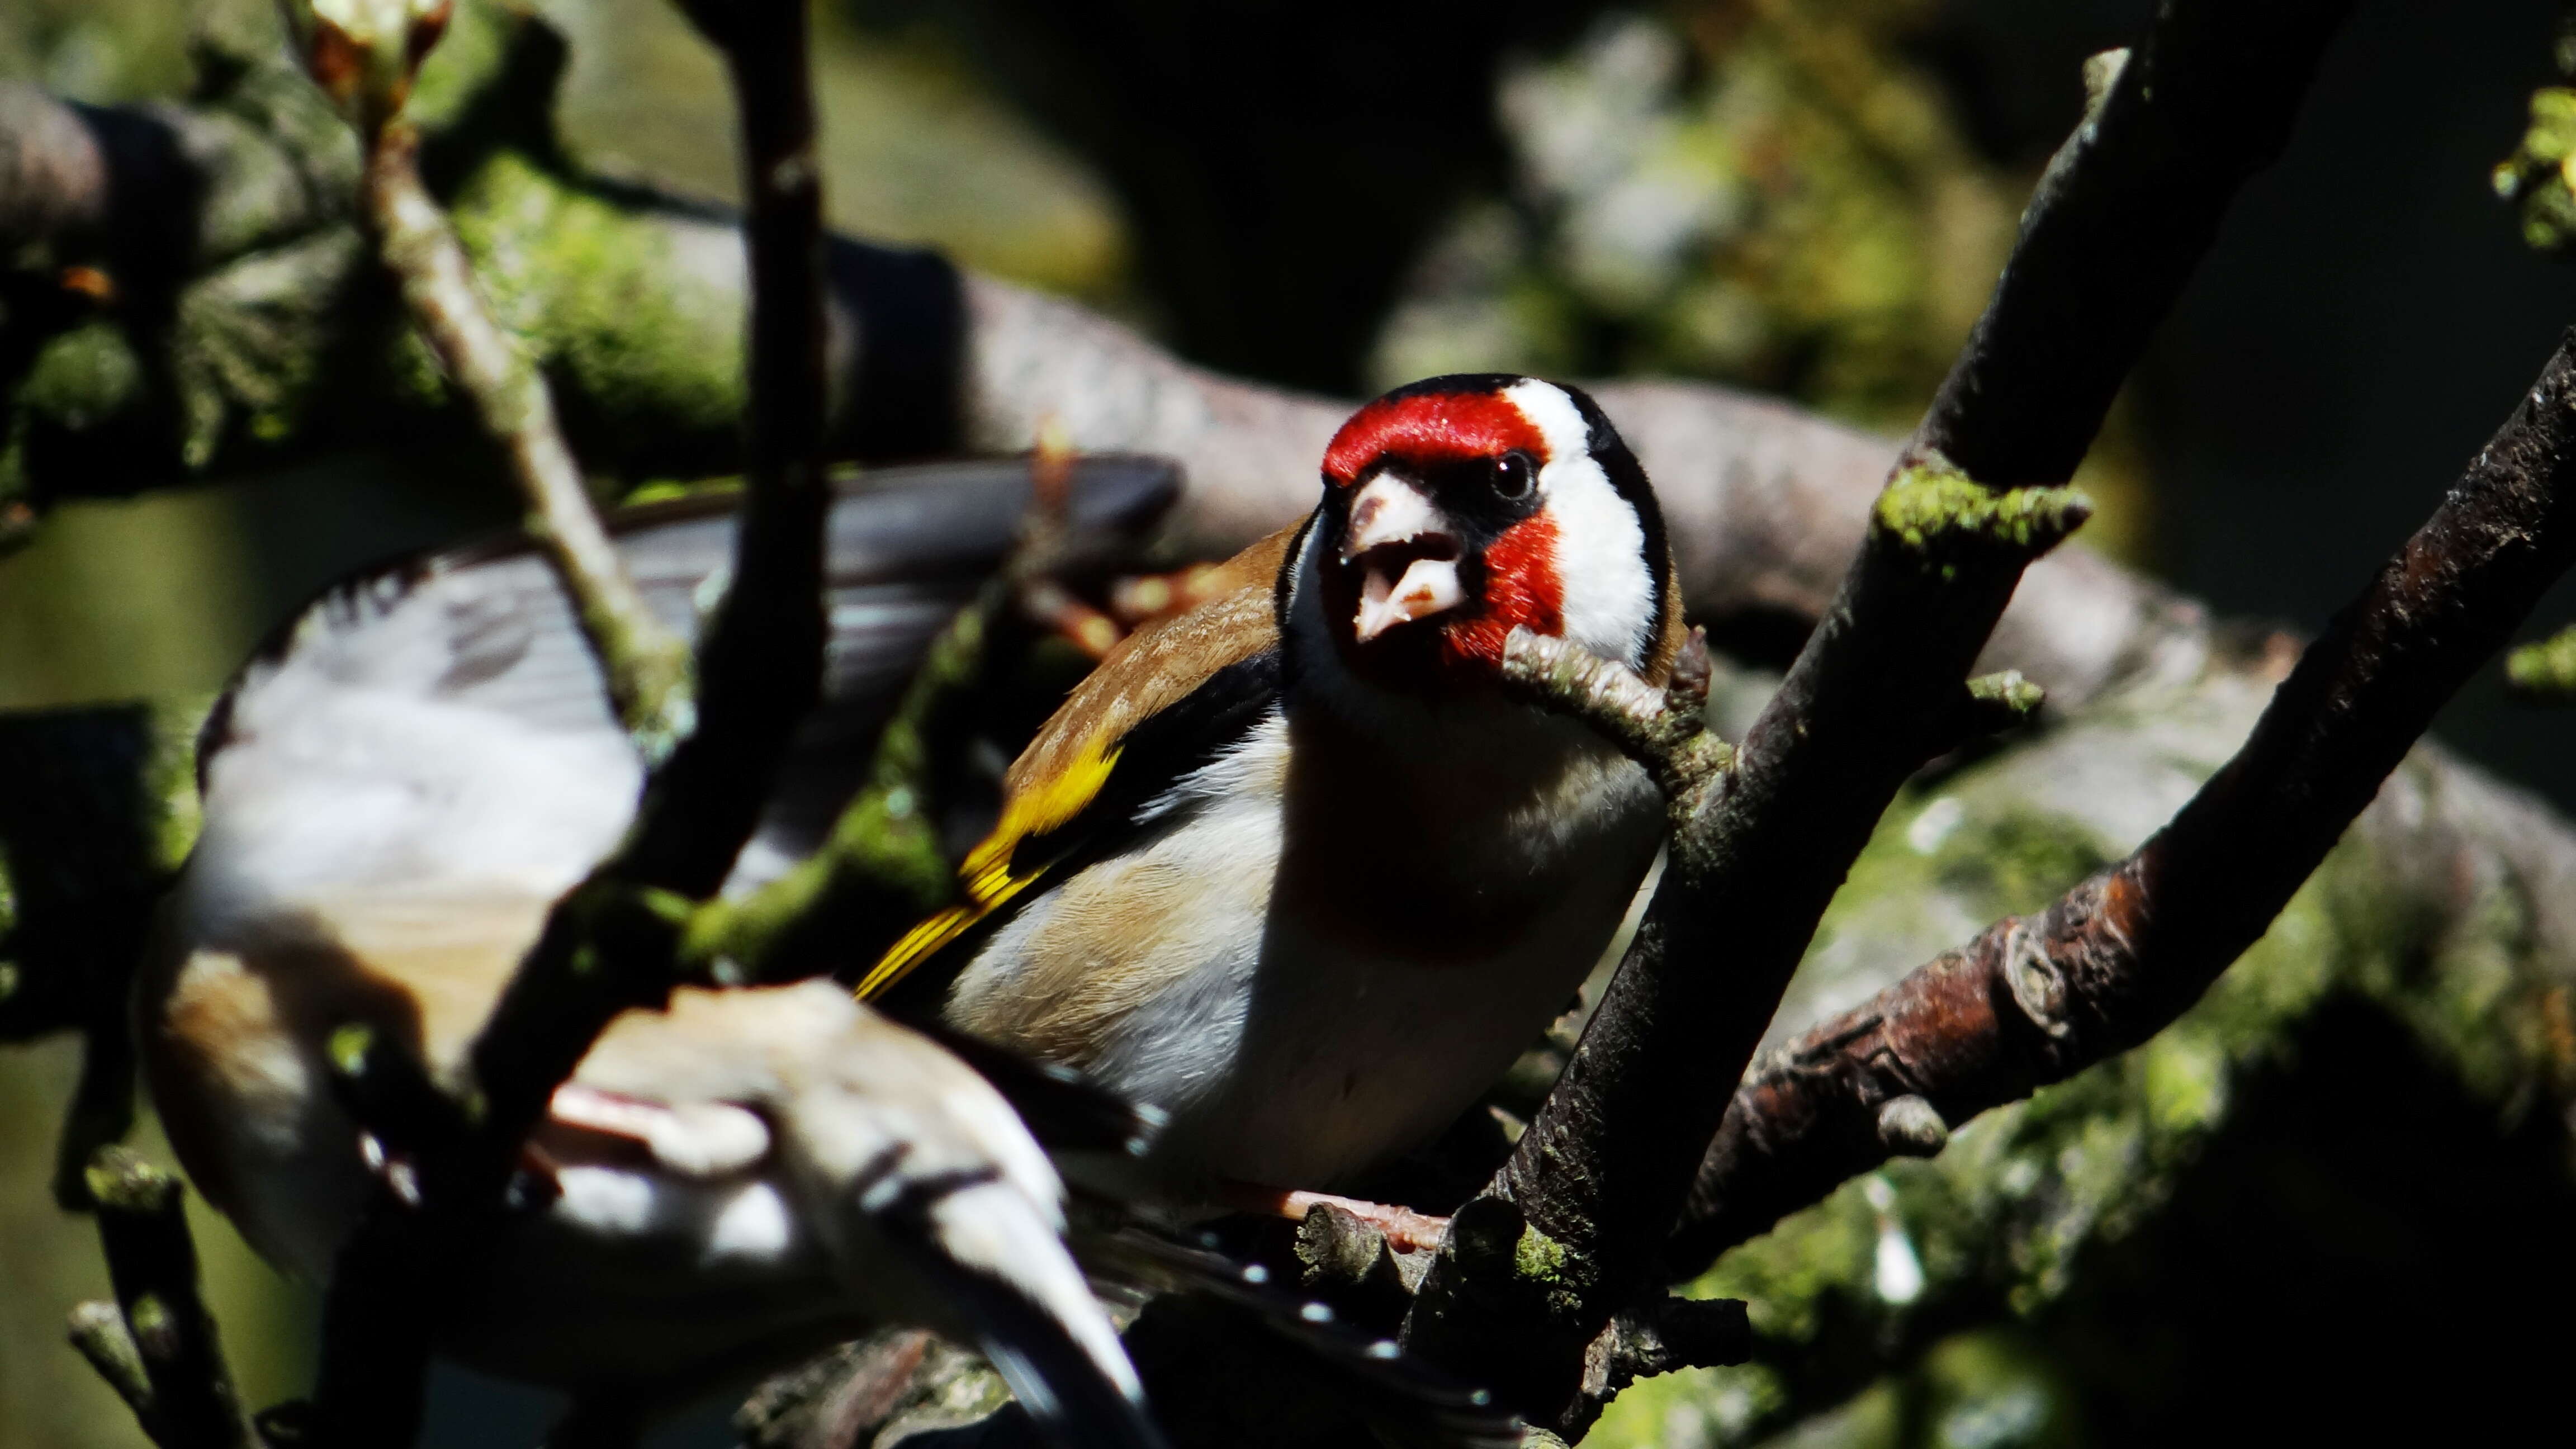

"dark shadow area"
[2129,0,2576,805]
[841,0,1611,394]
[2040,995,2576,1443]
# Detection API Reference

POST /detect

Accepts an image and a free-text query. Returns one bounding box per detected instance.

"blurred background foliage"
[7,1,2576,1447]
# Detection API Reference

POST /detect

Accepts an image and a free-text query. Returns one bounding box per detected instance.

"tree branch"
[1494,627,1729,806]
[0,10,2199,715]
[450,0,836,1191]
[1668,328,2576,1274]
[292,0,842,1435]
[77,1149,259,1449]
[67,1301,159,1431]
[1399,2,2357,1431]
[364,120,692,749]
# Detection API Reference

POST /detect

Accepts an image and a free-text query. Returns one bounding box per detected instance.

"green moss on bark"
[1871,462,2092,556]
[1597,661,2576,1448]
[446,150,747,477]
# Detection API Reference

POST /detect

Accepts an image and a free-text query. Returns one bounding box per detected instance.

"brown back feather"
[1003,524,1299,799]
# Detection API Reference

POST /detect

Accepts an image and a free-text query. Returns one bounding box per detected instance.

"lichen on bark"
[1594,638,2576,1447]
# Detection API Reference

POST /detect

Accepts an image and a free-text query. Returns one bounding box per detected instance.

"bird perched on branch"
[861,375,1685,1231]
[141,460,1179,1445]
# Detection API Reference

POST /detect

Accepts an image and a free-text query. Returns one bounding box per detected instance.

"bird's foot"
[1215,1181,1451,1254]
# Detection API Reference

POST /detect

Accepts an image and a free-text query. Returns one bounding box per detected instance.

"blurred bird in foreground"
[861,376,1685,1244]
[140,460,1180,1445]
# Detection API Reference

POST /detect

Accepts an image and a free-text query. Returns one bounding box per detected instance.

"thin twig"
[1666,329,2576,1273]
[363,122,692,751]
[1400,1,2358,1431]
[454,0,836,1176]
[67,1302,157,1430]
[295,0,841,1435]
[1495,628,1730,806]
[80,1148,258,1449]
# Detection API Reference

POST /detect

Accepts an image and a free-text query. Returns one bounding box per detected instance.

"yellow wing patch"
[854,730,1124,1002]
[856,519,1299,1005]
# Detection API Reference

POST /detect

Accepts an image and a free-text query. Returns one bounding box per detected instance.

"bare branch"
[1400,1,2359,1430]
[615,0,839,892]
[79,1149,258,1449]
[1668,328,2576,1273]
[67,1303,157,1428]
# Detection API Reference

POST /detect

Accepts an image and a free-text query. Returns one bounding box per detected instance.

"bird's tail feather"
[897,1181,1169,1449]
[1078,1224,1523,1449]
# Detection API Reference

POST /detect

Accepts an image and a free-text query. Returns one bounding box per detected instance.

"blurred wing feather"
[201,457,1179,896]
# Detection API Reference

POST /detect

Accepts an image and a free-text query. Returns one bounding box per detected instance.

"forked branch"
[1668,329,2576,1272]
[71,1149,259,1449]
[315,1,693,751]
[1400,1,2360,1431]
[298,0,842,1438]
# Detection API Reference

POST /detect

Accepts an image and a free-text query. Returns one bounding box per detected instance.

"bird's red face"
[1305,375,1667,689]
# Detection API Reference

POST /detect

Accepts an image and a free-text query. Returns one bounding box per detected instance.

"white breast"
[947,704,1664,1192]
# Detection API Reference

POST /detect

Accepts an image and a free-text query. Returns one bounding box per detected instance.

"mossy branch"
[1400,1,2360,1430]
[1869,460,2091,556]
[298,0,695,756]
[299,0,843,1438]
[1495,627,1732,813]
[1668,329,2576,1274]
[364,120,694,753]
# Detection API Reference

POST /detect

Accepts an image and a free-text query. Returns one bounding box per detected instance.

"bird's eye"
[1494,451,1537,501]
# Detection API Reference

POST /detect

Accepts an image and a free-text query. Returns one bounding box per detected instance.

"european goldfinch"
[141,459,1178,1443]
[860,376,1685,1210]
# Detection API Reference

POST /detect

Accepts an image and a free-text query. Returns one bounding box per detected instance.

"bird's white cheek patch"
[1539,456,1655,665]
[1500,379,1656,665]
[1502,378,1592,462]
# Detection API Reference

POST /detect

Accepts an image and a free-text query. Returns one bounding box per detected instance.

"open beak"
[1341,473,1464,643]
